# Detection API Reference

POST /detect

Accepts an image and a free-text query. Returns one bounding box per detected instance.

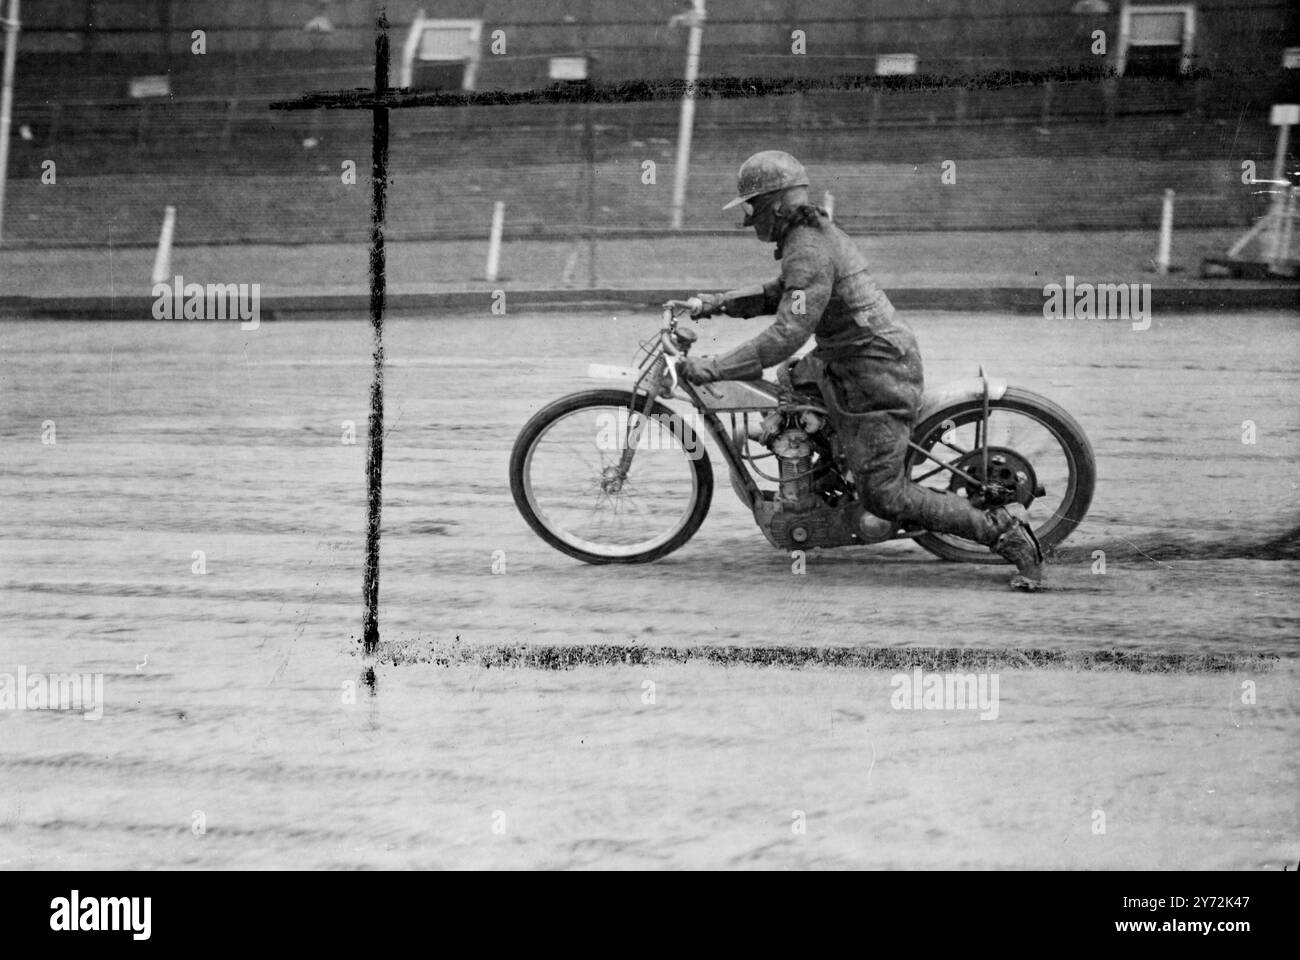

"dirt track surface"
[1,309,1296,868]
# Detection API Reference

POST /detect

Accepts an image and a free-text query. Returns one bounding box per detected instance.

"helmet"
[722,150,809,210]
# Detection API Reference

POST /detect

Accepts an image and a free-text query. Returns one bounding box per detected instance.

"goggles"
[741,198,770,226]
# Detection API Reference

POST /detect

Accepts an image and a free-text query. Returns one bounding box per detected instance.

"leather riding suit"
[710,206,1000,546]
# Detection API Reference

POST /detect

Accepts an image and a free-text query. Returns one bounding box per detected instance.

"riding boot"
[987,503,1044,591]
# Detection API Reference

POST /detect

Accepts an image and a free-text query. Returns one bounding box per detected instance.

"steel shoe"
[988,503,1044,591]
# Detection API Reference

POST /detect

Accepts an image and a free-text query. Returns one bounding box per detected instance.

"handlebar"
[657,299,704,394]
[663,298,703,319]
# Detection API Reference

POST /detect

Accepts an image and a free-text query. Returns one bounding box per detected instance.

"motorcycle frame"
[616,312,1003,520]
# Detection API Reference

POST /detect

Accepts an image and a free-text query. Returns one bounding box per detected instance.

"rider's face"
[742,195,779,242]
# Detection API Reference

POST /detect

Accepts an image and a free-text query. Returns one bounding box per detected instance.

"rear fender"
[918,377,1008,422]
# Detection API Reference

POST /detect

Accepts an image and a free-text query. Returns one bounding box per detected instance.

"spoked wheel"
[906,387,1095,562]
[509,389,713,564]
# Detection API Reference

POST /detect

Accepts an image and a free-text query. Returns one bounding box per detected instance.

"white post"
[560,247,579,286]
[1266,106,1296,267]
[669,0,705,230]
[151,205,176,285]
[1156,188,1174,275]
[398,9,426,89]
[822,190,834,221]
[1280,184,1297,272]
[0,0,21,244]
[484,200,504,282]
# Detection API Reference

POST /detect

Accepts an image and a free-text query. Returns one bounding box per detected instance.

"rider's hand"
[678,356,721,384]
[690,293,727,318]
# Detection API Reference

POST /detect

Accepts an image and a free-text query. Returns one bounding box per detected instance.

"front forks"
[608,359,674,489]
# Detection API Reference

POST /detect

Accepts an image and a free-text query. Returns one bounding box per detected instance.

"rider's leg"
[825,340,1044,589]
[845,410,999,544]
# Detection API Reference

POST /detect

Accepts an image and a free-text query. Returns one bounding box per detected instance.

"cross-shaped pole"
[271,15,391,668]
[272,16,710,667]
[361,17,388,667]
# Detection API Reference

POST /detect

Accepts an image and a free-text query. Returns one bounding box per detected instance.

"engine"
[771,428,819,512]
[748,409,896,550]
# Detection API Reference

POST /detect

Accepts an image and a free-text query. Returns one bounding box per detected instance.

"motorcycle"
[509,301,1095,565]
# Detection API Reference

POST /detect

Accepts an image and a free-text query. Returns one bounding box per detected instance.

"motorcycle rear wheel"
[509,389,714,564]
[906,387,1095,563]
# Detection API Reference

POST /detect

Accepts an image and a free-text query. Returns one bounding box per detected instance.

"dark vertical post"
[583,2,596,287]
[83,0,95,53]
[221,97,238,151]
[48,103,63,149]
[362,14,389,669]
[136,101,150,147]
[585,99,596,287]
[158,0,170,58]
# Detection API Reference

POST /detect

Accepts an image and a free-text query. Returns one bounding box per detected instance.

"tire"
[509,389,714,564]
[907,387,1096,563]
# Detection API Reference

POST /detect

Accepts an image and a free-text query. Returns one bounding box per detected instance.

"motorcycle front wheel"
[509,389,714,564]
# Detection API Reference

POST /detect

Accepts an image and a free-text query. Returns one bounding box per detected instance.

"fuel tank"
[692,379,781,412]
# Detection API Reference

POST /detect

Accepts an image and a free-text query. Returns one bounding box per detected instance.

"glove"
[677,356,722,384]
[690,293,728,318]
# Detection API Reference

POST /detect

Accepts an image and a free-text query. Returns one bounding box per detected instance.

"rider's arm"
[717,279,783,318]
[704,234,833,379]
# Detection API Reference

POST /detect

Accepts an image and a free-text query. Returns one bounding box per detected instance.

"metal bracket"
[978,364,991,490]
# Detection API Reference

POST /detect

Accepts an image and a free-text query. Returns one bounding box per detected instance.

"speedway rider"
[677,150,1045,590]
